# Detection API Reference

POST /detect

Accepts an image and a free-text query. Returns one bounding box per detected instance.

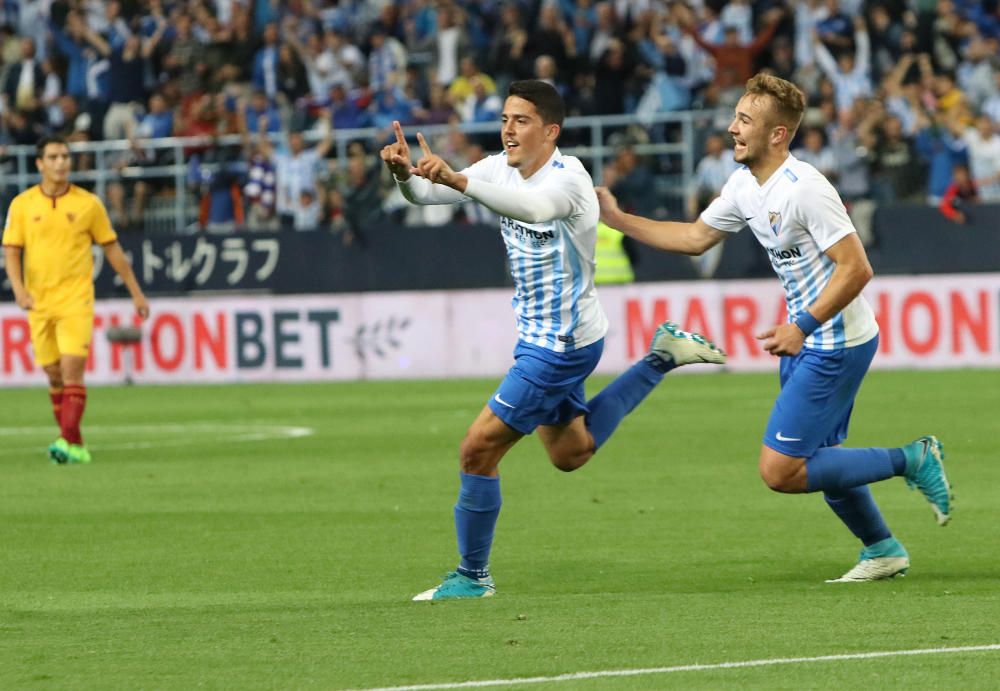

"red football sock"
[60,384,87,445]
[49,388,63,427]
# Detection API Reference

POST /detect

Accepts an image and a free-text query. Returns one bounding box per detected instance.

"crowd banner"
[1,274,997,386]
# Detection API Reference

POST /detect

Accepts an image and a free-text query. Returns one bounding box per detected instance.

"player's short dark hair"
[508,80,565,127]
[36,135,69,158]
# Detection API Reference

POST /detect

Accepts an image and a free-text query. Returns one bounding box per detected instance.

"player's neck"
[516,146,557,179]
[748,150,790,186]
[40,180,70,198]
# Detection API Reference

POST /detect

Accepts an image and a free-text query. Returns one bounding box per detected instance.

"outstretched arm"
[409,133,576,223]
[596,187,725,255]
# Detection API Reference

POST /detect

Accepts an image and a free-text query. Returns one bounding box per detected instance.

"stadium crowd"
[0,0,998,236]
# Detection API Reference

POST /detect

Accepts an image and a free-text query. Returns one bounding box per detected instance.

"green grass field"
[2,369,999,690]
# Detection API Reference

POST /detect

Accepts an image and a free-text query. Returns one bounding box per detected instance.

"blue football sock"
[805,447,898,493]
[823,485,892,547]
[585,359,665,450]
[454,472,501,579]
[889,448,906,474]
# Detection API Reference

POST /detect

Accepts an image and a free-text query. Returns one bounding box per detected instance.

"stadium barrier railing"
[1,109,729,232]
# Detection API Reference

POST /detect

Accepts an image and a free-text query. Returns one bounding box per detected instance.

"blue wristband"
[794,311,822,337]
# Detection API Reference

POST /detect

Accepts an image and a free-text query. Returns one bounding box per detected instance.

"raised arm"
[142,15,168,58]
[382,121,467,205]
[407,132,576,223]
[596,186,725,255]
[812,30,839,79]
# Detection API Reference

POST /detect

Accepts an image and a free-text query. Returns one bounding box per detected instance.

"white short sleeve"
[699,175,746,234]
[795,175,857,251]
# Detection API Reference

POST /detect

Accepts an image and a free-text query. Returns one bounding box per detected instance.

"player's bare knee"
[43,365,63,388]
[759,455,806,493]
[547,447,592,472]
[458,434,496,475]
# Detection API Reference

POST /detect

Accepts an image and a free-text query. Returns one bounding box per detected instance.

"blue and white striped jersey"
[397,147,608,352]
[701,154,879,350]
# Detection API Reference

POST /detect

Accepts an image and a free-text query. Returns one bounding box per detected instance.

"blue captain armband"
[794,311,822,337]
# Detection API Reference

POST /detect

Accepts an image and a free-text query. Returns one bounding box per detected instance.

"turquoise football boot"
[412,571,496,601]
[903,436,952,525]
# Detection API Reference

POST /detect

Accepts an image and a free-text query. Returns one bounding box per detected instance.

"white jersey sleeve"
[699,172,749,233]
[395,154,497,205]
[789,174,856,251]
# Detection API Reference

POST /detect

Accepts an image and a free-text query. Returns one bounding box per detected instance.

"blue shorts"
[763,334,879,457]
[487,339,604,435]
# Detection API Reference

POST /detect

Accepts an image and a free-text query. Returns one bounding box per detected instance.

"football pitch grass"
[2,369,999,690]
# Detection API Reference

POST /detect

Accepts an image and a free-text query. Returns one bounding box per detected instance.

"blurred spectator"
[371,84,418,130]
[680,5,784,101]
[865,114,924,204]
[938,164,979,224]
[916,111,969,204]
[241,118,279,231]
[687,133,738,221]
[252,22,280,100]
[592,38,634,115]
[793,126,838,180]
[275,111,334,229]
[339,153,384,237]
[488,3,528,93]
[605,145,655,217]
[813,16,871,116]
[687,133,737,277]
[242,90,283,135]
[447,56,496,105]
[416,82,457,126]
[367,22,407,91]
[524,3,574,80]
[957,38,997,111]
[458,77,502,124]
[275,41,309,105]
[982,71,1000,125]
[814,0,854,53]
[430,3,470,87]
[963,116,1000,202]
[163,12,205,97]
[2,38,44,117]
[189,152,245,233]
[321,82,372,130]
[293,188,323,231]
[90,18,166,140]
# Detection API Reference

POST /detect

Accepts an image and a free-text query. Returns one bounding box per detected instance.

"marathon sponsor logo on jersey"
[500,216,554,248]
[767,245,802,263]
[66,212,76,223]
[768,211,782,236]
[783,169,798,183]
[552,160,565,169]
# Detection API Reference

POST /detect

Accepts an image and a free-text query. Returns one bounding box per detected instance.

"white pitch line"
[346,644,1000,691]
[0,423,313,455]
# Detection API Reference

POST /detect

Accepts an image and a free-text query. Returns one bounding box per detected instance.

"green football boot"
[48,437,71,464]
[67,443,92,464]
[412,571,496,601]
